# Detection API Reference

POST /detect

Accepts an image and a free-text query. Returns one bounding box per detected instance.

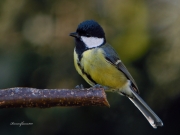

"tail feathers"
[129,89,163,128]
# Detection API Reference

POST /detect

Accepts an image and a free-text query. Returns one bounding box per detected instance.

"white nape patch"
[81,36,104,48]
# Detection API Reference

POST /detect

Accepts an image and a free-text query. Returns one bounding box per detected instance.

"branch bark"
[0,87,109,108]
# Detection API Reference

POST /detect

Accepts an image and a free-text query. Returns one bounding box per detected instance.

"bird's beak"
[69,32,79,38]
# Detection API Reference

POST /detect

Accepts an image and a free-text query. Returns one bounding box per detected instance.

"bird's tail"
[128,89,163,128]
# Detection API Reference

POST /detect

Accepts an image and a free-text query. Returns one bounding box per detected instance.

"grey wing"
[102,43,139,93]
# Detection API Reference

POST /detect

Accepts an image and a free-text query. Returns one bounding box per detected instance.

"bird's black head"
[76,20,105,38]
[70,20,106,49]
[70,20,106,58]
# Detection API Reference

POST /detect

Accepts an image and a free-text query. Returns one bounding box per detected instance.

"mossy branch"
[0,87,110,108]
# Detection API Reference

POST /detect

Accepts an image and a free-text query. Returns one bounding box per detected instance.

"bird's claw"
[92,84,103,88]
[75,84,84,89]
[92,84,109,90]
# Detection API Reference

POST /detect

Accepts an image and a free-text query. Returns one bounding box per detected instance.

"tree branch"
[0,87,110,108]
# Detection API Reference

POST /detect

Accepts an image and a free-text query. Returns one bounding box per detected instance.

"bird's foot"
[75,84,84,89]
[92,84,109,90]
[92,84,103,88]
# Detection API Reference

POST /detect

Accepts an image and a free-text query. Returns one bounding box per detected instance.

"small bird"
[69,20,163,128]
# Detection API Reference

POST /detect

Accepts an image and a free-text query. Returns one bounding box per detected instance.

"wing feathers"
[103,43,139,93]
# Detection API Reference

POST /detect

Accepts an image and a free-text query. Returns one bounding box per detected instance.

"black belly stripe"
[77,62,97,85]
[83,72,97,85]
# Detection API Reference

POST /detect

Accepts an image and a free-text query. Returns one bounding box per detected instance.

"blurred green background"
[0,0,180,134]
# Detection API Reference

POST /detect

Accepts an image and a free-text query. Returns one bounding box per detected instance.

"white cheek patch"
[81,36,104,48]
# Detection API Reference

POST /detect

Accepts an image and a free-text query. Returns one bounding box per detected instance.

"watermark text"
[10,121,33,127]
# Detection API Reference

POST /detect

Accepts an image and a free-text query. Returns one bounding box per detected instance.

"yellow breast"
[74,48,127,89]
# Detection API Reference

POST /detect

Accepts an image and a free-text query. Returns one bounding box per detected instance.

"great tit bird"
[69,20,163,128]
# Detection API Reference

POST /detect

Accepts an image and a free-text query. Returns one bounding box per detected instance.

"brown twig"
[0,87,110,108]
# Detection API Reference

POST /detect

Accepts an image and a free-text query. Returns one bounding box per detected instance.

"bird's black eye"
[86,34,90,37]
